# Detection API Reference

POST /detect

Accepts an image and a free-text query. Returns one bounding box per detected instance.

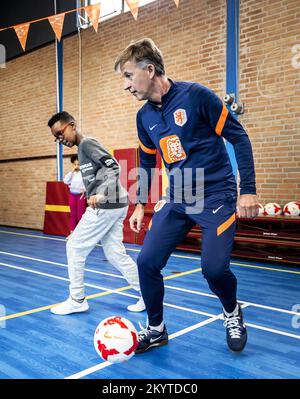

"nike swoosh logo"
[150,336,162,343]
[149,124,158,131]
[212,205,224,214]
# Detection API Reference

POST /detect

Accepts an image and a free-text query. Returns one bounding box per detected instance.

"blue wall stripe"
[56,39,63,181]
[226,0,239,178]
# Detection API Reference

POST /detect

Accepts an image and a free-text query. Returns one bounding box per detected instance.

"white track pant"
[66,206,140,300]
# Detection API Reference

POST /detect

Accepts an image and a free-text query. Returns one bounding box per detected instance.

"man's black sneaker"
[135,325,168,354]
[223,304,247,352]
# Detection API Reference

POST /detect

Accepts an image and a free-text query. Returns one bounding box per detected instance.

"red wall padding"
[43,148,164,245]
[43,181,70,236]
[114,148,138,244]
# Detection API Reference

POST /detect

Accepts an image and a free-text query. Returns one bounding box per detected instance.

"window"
[123,0,157,12]
[78,0,157,28]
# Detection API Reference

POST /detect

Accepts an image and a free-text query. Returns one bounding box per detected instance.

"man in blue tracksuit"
[114,38,259,353]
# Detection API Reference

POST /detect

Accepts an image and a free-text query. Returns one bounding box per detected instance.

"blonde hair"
[114,38,165,76]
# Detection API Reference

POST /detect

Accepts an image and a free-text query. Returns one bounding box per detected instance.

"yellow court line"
[0,229,299,275]
[1,303,57,321]
[164,267,202,280]
[0,267,203,322]
[0,285,133,322]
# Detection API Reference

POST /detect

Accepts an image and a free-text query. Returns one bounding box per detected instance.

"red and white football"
[263,202,282,216]
[283,201,300,216]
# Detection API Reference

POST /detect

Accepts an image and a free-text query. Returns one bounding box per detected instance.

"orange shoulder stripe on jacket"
[139,140,157,155]
[215,104,229,136]
[217,213,236,236]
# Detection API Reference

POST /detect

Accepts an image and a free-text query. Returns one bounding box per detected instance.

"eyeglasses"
[53,122,73,143]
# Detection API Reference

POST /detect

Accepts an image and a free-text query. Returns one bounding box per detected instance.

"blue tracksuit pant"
[137,191,238,326]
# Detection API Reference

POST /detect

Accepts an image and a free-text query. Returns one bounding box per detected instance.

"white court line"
[0,261,139,300]
[2,229,300,274]
[65,360,112,378]
[164,285,300,316]
[1,261,300,341]
[0,230,200,260]
[0,251,124,280]
[246,323,300,340]
[1,251,299,317]
[0,262,219,320]
[0,229,142,255]
[1,260,300,379]
[0,262,70,283]
[66,303,300,379]
[65,311,228,379]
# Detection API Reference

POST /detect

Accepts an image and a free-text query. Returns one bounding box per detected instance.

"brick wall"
[0,156,76,229]
[63,0,226,148]
[0,0,299,230]
[239,0,300,205]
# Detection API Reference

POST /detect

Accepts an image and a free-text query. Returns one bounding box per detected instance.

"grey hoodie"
[78,137,128,209]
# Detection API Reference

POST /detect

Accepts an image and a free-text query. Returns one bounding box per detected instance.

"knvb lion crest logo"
[160,135,186,164]
[154,200,167,212]
[174,109,187,127]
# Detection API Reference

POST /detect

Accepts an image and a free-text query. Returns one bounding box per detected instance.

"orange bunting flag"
[85,3,101,32]
[173,0,180,7]
[125,0,139,21]
[14,23,30,51]
[48,13,65,42]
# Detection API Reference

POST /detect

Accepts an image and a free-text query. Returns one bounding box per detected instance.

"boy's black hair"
[48,111,75,128]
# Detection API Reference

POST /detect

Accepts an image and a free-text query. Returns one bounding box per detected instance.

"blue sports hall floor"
[0,226,299,379]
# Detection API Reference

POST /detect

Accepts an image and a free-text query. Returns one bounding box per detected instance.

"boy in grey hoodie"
[48,111,145,314]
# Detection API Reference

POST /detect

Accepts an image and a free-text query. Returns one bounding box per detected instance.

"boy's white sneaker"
[127,297,146,312]
[50,297,89,315]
